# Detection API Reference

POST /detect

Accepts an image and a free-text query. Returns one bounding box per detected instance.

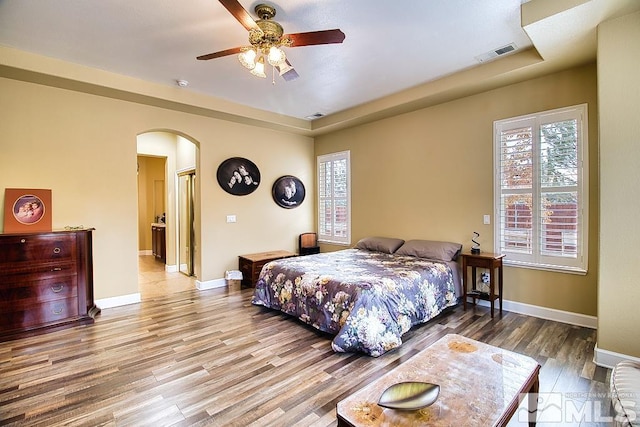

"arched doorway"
[136,130,199,299]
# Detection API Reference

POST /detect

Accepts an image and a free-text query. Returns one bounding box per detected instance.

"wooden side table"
[238,250,296,288]
[461,252,505,318]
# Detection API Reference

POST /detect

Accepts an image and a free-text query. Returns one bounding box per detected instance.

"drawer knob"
[52,307,64,315]
[53,247,61,254]
[51,267,63,271]
[21,238,26,243]
[51,284,64,293]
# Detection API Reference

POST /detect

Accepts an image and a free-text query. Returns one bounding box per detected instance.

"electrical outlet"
[226,215,236,223]
[481,272,490,283]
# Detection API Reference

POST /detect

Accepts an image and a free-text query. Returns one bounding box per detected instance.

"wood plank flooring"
[1,269,612,426]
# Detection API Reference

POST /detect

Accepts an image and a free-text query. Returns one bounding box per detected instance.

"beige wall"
[0,76,314,301]
[597,11,640,358]
[316,63,599,316]
[137,155,166,251]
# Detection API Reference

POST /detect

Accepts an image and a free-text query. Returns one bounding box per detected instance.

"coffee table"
[336,334,540,426]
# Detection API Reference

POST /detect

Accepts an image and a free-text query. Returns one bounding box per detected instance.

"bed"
[251,237,463,356]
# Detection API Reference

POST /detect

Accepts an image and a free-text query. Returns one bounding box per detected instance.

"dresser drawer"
[0,298,80,332]
[0,261,77,279]
[0,275,78,307]
[0,233,76,266]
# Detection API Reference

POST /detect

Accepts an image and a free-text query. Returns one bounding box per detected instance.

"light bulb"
[267,46,286,66]
[250,56,267,78]
[238,49,257,70]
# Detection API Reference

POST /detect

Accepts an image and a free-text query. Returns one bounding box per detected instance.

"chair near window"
[299,232,320,255]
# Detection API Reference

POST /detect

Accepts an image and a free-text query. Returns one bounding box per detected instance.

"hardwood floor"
[0,283,612,426]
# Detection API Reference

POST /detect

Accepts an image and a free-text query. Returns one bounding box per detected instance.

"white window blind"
[494,104,588,273]
[317,151,351,245]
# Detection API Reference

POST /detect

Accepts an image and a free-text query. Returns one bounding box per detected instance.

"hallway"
[137,255,196,299]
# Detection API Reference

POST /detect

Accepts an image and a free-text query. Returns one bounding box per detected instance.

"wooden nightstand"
[461,252,505,318]
[238,250,296,288]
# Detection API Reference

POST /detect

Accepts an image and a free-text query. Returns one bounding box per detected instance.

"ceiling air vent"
[475,43,518,63]
[305,113,324,120]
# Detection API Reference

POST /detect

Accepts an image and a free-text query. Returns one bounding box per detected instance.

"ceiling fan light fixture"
[238,48,257,69]
[267,46,286,66]
[197,1,345,83]
[250,56,267,78]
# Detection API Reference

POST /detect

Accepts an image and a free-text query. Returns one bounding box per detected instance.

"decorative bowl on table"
[377,382,440,410]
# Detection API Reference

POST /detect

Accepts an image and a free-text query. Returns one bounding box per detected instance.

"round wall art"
[217,157,260,196]
[272,175,305,209]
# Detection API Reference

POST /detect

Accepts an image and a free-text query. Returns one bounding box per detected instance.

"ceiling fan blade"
[218,0,259,31]
[286,29,345,47]
[197,46,243,60]
[276,59,299,82]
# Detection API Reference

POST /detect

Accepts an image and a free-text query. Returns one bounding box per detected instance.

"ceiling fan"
[197,0,346,82]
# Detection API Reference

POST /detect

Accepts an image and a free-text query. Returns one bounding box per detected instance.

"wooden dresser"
[0,229,99,341]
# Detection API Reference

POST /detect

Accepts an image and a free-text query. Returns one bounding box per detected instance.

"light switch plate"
[226,215,236,223]
[483,215,490,225]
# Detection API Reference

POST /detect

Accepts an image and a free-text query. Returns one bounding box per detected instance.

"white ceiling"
[0,0,638,128]
[0,0,534,120]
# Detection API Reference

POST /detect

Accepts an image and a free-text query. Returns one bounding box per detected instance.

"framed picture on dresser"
[3,188,52,233]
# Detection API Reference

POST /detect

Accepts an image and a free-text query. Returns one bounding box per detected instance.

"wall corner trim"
[594,344,640,369]
[95,293,142,309]
[196,278,227,290]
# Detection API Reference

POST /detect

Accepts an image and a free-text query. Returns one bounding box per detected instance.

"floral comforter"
[251,249,458,356]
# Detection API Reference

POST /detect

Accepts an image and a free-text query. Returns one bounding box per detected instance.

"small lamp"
[471,231,481,254]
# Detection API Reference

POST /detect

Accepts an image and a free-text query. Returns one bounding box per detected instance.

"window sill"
[318,239,351,246]
[504,259,587,275]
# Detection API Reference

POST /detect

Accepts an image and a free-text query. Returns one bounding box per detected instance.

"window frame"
[317,150,351,245]
[493,104,588,274]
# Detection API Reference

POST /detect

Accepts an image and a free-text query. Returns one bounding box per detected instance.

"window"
[317,151,351,245]
[494,104,588,273]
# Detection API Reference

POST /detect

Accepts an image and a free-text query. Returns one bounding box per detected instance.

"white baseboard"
[95,293,141,310]
[467,298,640,368]
[138,250,152,256]
[594,345,640,369]
[165,264,178,273]
[467,297,597,329]
[196,277,227,290]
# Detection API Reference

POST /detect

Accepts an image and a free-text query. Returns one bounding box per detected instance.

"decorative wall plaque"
[272,175,305,209]
[216,157,260,196]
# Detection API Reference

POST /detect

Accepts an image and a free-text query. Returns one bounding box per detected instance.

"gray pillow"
[355,236,405,254]
[395,239,462,261]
